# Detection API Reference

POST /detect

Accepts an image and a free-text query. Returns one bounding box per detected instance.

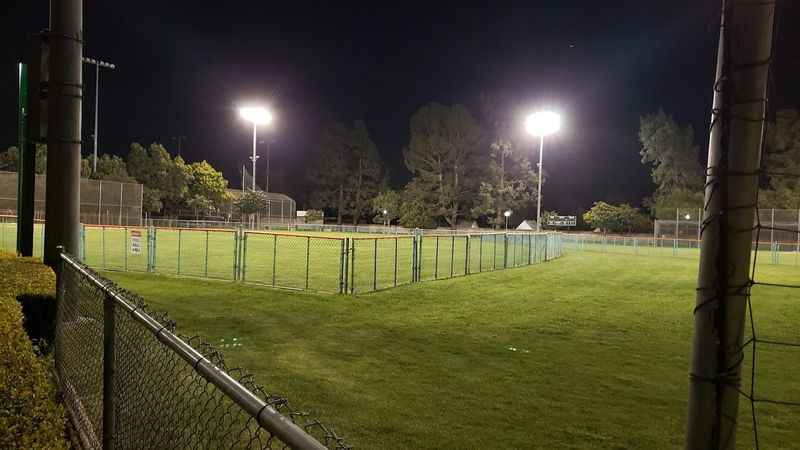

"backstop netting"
[0,171,143,225]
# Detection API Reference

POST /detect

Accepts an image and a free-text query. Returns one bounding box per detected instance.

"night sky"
[2,1,798,214]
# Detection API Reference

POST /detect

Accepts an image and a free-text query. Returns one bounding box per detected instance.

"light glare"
[504,210,512,218]
[239,106,273,125]
[525,111,561,137]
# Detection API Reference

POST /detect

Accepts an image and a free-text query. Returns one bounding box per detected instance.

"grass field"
[105,251,800,449]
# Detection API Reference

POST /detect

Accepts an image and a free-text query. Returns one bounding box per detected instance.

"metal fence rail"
[55,251,348,449]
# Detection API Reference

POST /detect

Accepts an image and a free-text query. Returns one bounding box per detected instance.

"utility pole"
[44,0,83,268]
[83,57,115,174]
[172,135,186,157]
[685,1,775,449]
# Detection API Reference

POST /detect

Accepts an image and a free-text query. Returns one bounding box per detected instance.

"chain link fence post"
[305,236,311,290]
[465,235,470,275]
[339,239,346,294]
[241,231,248,282]
[434,236,439,279]
[503,233,508,268]
[450,235,455,278]
[177,229,182,275]
[272,235,277,288]
[372,238,377,291]
[394,237,398,287]
[102,292,116,450]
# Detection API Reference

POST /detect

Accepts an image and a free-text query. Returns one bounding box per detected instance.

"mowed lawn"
[104,252,798,449]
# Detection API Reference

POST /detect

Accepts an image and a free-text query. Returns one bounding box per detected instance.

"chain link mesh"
[55,253,350,449]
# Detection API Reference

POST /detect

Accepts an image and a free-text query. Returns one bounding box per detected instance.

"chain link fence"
[51,226,564,294]
[562,233,800,266]
[0,171,143,225]
[55,251,348,449]
[655,208,800,246]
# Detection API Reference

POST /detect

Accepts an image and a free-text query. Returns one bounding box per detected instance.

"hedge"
[0,252,67,449]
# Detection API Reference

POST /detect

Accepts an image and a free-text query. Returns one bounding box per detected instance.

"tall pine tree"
[403,103,482,228]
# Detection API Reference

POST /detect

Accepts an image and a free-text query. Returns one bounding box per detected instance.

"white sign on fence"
[130,230,142,255]
[547,215,577,227]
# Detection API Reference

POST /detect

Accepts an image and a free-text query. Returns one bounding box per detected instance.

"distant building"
[516,219,537,231]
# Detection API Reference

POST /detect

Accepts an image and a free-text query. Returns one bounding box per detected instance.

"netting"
[655,208,800,244]
[55,252,349,449]
[0,171,143,225]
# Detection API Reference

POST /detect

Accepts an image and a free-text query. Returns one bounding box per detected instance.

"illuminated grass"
[106,252,800,449]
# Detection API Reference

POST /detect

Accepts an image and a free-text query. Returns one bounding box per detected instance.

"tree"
[644,188,705,219]
[404,103,482,228]
[0,145,47,174]
[0,147,18,171]
[639,110,703,194]
[471,139,538,228]
[346,121,383,225]
[127,142,191,215]
[762,109,800,208]
[583,202,618,234]
[308,124,349,224]
[583,201,651,234]
[308,121,384,225]
[234,189,268,216]
[184,160,230,217]
[371,190,401,224]
[92,154,135,182]
[398,190,436,229]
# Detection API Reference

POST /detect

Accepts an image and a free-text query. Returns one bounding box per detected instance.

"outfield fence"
[562,233,800,266]
[55,251,348,449]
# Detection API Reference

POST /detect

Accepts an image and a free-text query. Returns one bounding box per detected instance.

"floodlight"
[525,111,561,137]
[239,106,273,125]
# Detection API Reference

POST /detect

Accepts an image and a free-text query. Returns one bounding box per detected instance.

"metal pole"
[536,135,544,232]
[266,140,270,193]
[372,238,377,291]
[686,1,775,448]
[118,183,123,225]
[770,207,775,245]
[394,237,398,286]
[450,235,455,278]
[306,236,310,290]
[102,292,116,450]
[43,0,83,269]
[252,123,257,190]
[93,63,98,173]
[272,236,277,287]
[98,181,102,224]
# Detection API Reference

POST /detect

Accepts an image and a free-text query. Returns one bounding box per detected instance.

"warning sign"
[130,230,142,255]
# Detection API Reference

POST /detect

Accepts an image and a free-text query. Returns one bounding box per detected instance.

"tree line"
[582,107,800,234]
[1,142,231,219]
[306,101,541,229]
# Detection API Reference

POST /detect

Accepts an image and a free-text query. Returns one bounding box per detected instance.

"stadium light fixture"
[239,106,273,190]
[685,214,691,220]
[525,110,562,232]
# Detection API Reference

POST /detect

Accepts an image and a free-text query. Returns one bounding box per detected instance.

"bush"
[0,253,67,449]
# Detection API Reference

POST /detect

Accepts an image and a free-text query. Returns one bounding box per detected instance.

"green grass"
[105,251,800,449]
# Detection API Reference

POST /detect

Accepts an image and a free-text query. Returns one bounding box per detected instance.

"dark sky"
[2,1,798,214]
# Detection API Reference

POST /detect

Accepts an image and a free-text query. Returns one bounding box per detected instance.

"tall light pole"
[172,135,187,157]
[525,111,562,231]
[83,57,115,174]
[239,106,273,190]
[504,210,512,230]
